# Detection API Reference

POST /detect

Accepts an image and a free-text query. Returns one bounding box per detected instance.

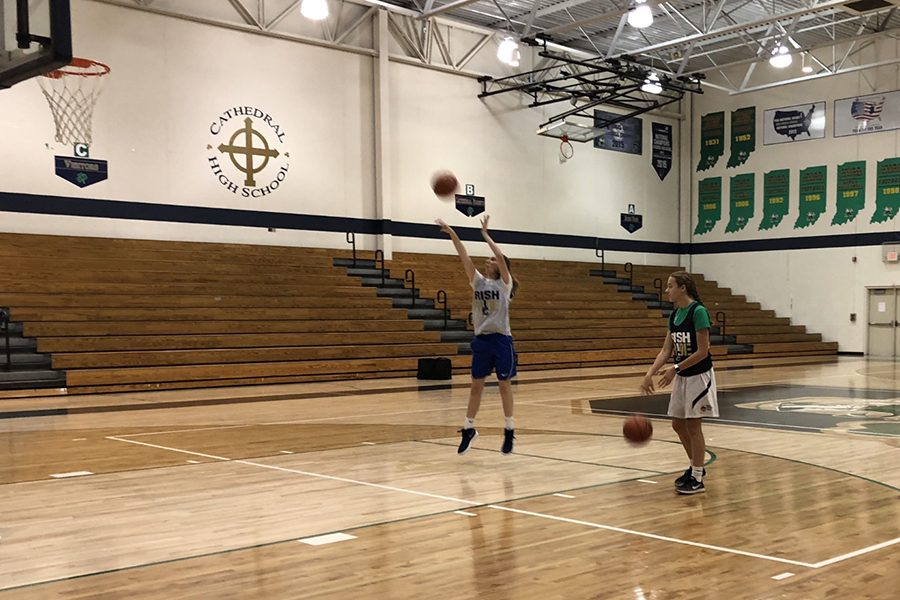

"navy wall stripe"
[690,230,900,254]
[2,191,897,255]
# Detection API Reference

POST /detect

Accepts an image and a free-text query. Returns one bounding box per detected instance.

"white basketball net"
[37,59,110,146]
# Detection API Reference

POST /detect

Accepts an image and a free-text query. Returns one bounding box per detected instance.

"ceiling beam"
[608,0,854,59]
[421,0,483,19]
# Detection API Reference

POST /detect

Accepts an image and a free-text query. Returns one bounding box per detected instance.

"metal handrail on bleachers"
[0,307,10,371]
[436,290,449,329]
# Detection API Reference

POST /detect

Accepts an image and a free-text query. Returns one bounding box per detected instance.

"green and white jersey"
[471,270,513,336]
[668,300,713,376]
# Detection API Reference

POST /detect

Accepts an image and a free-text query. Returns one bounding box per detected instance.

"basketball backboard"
[0,0,71,89]
[536,118,604,143]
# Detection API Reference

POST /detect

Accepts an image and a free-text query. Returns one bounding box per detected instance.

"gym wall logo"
[207,106,290,197]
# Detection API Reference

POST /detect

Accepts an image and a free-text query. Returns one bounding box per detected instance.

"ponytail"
[502,255,520,298]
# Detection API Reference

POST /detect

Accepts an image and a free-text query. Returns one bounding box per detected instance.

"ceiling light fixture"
[300,0,329,21]
[497,36,521,67]
[641,71,662,94]
[627,0,653,29]
[769,43,792,69]
[801,53,813,73]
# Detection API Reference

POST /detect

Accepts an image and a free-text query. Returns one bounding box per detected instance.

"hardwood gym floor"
[0,357,897,599]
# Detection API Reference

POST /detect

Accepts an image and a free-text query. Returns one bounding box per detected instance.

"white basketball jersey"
[471,271,512,336]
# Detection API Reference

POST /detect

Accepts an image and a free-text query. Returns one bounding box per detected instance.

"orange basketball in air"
[431,171,458,197]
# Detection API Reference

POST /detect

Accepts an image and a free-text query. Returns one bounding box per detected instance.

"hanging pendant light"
[301,0,329,21]
[769,43,792,69]
[497,36,521,67]
[627,0,654,29]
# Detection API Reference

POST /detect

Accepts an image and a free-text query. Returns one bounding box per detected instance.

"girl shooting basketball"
[640,271,718,494]
[436,215,519,455]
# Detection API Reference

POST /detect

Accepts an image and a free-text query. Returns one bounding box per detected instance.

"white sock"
[463,417,475,429]
[504,417,515,430]
[692,466,704,481]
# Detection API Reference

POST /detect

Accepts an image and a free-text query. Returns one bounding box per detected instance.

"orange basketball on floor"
[623,415,653,445]
[431,171,458,197]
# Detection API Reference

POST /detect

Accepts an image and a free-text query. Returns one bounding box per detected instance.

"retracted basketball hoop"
[37,57,110,147]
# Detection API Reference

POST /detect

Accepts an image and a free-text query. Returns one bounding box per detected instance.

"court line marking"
[105,435,900,570]
[531,403,829,433]
[454,510,477,517]
[298,532,356,546]
[772,572,795,580]
[232,458,482,506]
[810,537,900,568]
[49,471,93,479]
[107,435,480,507]
[106,436,229,461]
[103,435,851,570]
[637,479,659,484]
[485,505,816,568]
[553,493,575,499]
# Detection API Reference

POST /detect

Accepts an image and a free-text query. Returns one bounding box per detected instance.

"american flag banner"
[850,97,884,121]
[836,90,900,137]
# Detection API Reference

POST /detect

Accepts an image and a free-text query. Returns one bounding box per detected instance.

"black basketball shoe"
[457,428,478,454]
[501,429,515,455]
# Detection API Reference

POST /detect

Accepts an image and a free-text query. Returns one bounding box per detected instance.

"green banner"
[695,177,722,235]
[873,158,900,223]
[761,169,790,230]
[794,165,827,229]
[697,112,725,172]
[727,107,756,168]
[833,161,866,225]
[726,173,755,232]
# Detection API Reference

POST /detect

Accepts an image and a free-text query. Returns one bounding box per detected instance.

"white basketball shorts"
[668,369,719,419]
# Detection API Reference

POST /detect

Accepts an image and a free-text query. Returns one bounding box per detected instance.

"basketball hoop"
[559,134,575,164]
[37,58,110,146]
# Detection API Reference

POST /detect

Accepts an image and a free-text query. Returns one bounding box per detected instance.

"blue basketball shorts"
[470,333,517,380]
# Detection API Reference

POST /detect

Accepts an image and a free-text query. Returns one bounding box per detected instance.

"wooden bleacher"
[0,234,836,394]
[387,254,704,372]
[386,252,837,369]
[0,234,455,393]
[620,265,837,357]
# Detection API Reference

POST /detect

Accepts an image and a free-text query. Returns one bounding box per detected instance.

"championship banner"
[794,165,827,229]
[873,157,900,223]
[761,169,790,230]
[727,107,756,168]
[697,111,724,172]
[832,161,866,226]
[835,90,900,137]
[593,109,642,155]
[763,102,825,145]
[651,122,672,180]
[726,173,755,233]
[695,177,722,235]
